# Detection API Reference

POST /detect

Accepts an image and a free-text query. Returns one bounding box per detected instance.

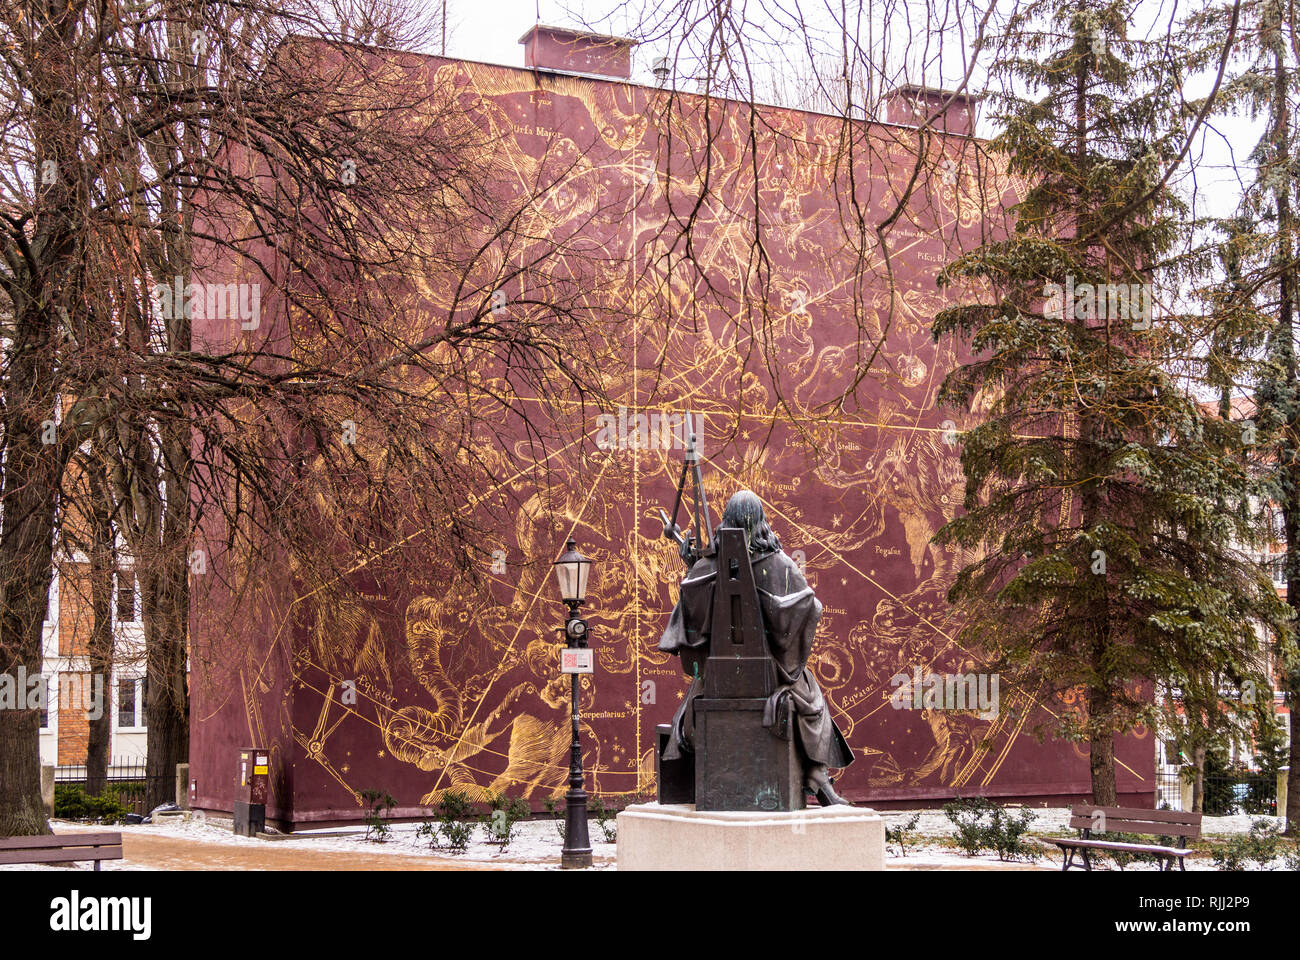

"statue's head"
[718,489,782,555]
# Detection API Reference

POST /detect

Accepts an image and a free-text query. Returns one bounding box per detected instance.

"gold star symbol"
[377,751,385,758]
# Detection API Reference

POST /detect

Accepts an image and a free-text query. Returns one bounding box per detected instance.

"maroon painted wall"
[189,45,1154,824]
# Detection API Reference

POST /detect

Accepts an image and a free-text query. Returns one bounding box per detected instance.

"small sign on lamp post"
[561,649,594,673]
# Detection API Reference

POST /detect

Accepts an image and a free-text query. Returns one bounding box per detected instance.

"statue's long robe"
[658,546,853,771]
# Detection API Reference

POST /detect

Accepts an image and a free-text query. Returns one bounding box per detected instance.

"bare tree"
[0,0,630,828]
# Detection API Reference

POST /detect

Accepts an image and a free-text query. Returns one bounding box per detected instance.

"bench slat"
[1067,817,1200,838]
[0,846,122,865]
[1070,804,1202,826]
[0,832,123,851]
[1050,838,1191,857]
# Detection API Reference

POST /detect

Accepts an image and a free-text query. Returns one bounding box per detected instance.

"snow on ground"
[1,806,1287,870]
[880,808,1292,871]
[881,806,1282,838]
[0,814,616,871]
[247,816,621,869]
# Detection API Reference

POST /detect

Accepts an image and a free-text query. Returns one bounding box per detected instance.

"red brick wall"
[56,564,92,764]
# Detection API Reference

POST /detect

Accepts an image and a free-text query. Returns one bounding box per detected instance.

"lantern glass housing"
[553,537,593,604]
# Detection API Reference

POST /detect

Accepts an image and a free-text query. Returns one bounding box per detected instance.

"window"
[116,573,136,623]
[116,678,140,729]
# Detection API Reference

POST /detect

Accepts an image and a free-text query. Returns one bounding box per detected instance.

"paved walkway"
[115,832,507,870]
[51,824,618,871]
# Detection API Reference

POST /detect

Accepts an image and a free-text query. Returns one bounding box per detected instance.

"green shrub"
[542,794,566,841]
[885,812,922,857]
[942,797,998,856]
[987,806,1038,861]
[415,789,478,854]
[1213,819,1285,871]
[437,789,478,822]
[359,789,396,842]
[941,797,1038,861]
[588,794,617,843]
[438,818,474,853]
[481,792,530,851]
[54,784,128,824]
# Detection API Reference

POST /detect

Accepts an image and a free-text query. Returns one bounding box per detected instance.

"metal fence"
[1203,771,1277,817]
[1152,765,1278,816]
[54,760,172,817]
[1156,767,1183,810]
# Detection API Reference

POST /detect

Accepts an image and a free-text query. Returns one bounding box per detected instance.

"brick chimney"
[884,84,980,137]
[518,24,638,80]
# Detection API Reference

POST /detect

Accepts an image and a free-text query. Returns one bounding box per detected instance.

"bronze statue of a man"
[659,489,854,806]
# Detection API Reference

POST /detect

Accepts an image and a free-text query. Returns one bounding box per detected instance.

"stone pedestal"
[694,700,802,811]
[616,802,885,871]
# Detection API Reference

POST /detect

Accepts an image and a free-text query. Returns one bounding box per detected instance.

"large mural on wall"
[189,45,1153,824]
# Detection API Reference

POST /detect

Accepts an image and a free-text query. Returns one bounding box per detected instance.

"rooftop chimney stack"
[519,24,639,80]
[883,84,981,137]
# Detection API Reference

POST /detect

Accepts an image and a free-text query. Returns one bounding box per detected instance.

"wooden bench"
[1046,805,1201,872]
[0,832,123,871]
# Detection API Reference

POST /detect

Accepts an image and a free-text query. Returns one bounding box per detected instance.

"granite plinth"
[616,802,885,870]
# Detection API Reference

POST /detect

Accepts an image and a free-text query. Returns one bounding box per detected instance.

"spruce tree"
[932,0,1290,804]
[1202,0,1300,831]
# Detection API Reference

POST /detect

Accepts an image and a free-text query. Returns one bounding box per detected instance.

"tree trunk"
[1192,744,1206,814]
[84,472,116,797]
[1088,717,1118,805]
[0,710,48,836]
[0,346,62,836]
[1288,702,1300,833]
[1271,30,1300,838]
[143,554,189,811]
[138,18,195,813]
[0,0,89,837]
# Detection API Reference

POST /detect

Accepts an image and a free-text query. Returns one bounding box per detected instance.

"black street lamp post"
[553,536,594,869]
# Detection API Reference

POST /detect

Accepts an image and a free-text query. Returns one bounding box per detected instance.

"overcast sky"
[435,0,1260,228]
